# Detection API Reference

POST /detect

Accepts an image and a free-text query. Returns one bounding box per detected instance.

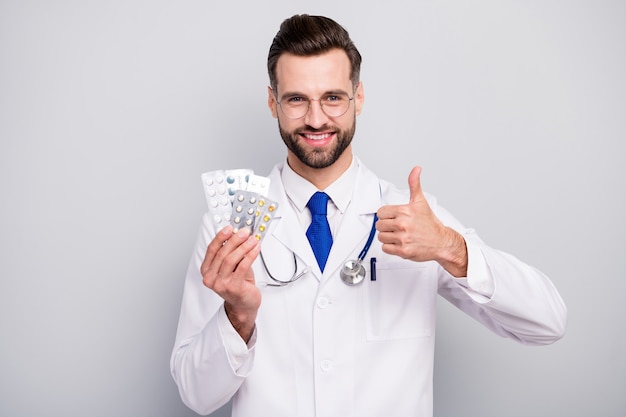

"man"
[171,14,567,417]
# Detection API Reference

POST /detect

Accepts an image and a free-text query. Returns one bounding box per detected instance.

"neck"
[287,147,353,190]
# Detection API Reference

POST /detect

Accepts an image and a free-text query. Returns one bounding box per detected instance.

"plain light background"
[1,1,624,416]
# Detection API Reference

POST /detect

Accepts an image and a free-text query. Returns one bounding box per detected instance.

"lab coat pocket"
[364,260,436,341]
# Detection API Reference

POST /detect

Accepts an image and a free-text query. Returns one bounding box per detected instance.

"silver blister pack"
[201,169,275,237]
[231,190,279,242]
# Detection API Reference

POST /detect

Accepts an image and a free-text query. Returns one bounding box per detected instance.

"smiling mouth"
[301,132,334,141]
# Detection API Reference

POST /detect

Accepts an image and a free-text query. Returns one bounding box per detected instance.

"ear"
[354,81,365,116]
[267,86,278,119]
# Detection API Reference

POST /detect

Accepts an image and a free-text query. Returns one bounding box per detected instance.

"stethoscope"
[260,214,378,287]
[339,213,378,285]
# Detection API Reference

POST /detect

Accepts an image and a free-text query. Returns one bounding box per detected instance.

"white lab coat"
[171,160,567,417]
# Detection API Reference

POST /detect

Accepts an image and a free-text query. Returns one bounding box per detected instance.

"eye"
[286,96,307,104]
[322,94,348,104]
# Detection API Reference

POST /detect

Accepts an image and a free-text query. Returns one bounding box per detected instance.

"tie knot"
[307,192,329,216]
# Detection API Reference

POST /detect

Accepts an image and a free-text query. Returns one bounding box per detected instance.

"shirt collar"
[281,157,358,214]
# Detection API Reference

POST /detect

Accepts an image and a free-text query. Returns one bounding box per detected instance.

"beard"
[278,117,356,169]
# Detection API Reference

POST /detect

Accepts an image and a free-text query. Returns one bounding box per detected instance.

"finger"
[376,205,395,220]
[212,229,253,273]
[380,241,405,258]
[219,234,259,277]
[377,204,408,220]
[375,218,399,233]
[234,239,261,278]
[408,166,424,203]
[377,230,401,245]
[202,227,251,283]
[378,199,415,221]
[201,225,234,275]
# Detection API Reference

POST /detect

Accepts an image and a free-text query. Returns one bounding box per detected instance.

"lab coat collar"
[264,158,381,283]
[280,157,358,215]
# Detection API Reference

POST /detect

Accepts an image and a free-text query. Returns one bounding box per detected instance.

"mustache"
[294,125,335,134]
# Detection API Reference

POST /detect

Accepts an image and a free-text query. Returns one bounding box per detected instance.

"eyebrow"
[278,89,350,100]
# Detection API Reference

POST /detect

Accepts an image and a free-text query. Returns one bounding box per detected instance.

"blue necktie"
[306,192,333,272]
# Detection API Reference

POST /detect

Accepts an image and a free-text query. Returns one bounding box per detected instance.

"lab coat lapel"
[263,166,321,280]
[262,162,382,283]
[266,211,319,280]
[322,164,382,283]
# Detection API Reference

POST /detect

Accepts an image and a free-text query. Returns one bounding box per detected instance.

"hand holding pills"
[201,224,261,343]
[199,168,277,341]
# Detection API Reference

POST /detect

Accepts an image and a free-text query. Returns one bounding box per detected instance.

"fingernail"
[237,229,249,238]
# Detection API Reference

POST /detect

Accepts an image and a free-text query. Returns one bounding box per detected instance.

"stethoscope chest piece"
[339,213,379,286]
[340,260,366,286]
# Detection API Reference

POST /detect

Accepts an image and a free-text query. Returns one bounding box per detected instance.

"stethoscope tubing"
[357,213,378,263]
[261,213,378,287]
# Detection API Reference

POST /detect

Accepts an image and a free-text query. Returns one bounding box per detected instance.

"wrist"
[224,302,257,343]
[436,227,468,278]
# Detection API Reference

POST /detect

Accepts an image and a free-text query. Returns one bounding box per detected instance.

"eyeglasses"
[275,92,354,120]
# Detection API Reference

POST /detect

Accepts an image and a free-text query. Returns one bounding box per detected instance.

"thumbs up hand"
[376,167,468,277]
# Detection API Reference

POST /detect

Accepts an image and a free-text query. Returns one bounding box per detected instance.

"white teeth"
[304,133,331,140]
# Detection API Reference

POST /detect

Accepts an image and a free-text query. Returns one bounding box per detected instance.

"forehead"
[274,48,352,94]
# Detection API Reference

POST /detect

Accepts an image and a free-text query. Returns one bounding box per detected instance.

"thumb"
[408,166,424,203]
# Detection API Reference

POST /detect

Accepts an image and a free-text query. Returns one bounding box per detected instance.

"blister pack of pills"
[231,190,279,241]
[224,169,254,197]
[201,169,278,242]
[201,170,235,231]
[245,174,271,195]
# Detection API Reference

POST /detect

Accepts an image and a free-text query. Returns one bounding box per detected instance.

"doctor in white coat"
[171,14,567,417]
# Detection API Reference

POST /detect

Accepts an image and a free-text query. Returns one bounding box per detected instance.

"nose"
[303,99,329,129]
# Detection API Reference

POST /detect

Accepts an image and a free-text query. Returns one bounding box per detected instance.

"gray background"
[1,1,624,416]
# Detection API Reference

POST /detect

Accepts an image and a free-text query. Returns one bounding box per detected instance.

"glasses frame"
[274,90,355,120]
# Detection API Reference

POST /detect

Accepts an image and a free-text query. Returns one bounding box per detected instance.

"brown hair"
[267,14,362,92]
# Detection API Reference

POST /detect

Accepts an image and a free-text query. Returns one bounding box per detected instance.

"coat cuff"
[454,242,495,302]
[216,304,257,376]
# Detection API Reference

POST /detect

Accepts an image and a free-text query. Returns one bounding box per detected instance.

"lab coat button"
[316,297,330,309]
[320,360,333,373]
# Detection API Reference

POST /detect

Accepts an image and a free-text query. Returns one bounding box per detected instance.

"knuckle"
[221,253,239,271]
[212,277,234,296]
[393,205,405,215]
[202,273,215,289]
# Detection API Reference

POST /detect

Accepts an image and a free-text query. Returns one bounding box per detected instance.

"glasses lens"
[322,94,351,117]
[279,94,352,119]
[281,100,308,119]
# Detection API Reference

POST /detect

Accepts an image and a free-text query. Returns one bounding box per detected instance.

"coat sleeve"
[432,197,567,345]
[170,213,257,415]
